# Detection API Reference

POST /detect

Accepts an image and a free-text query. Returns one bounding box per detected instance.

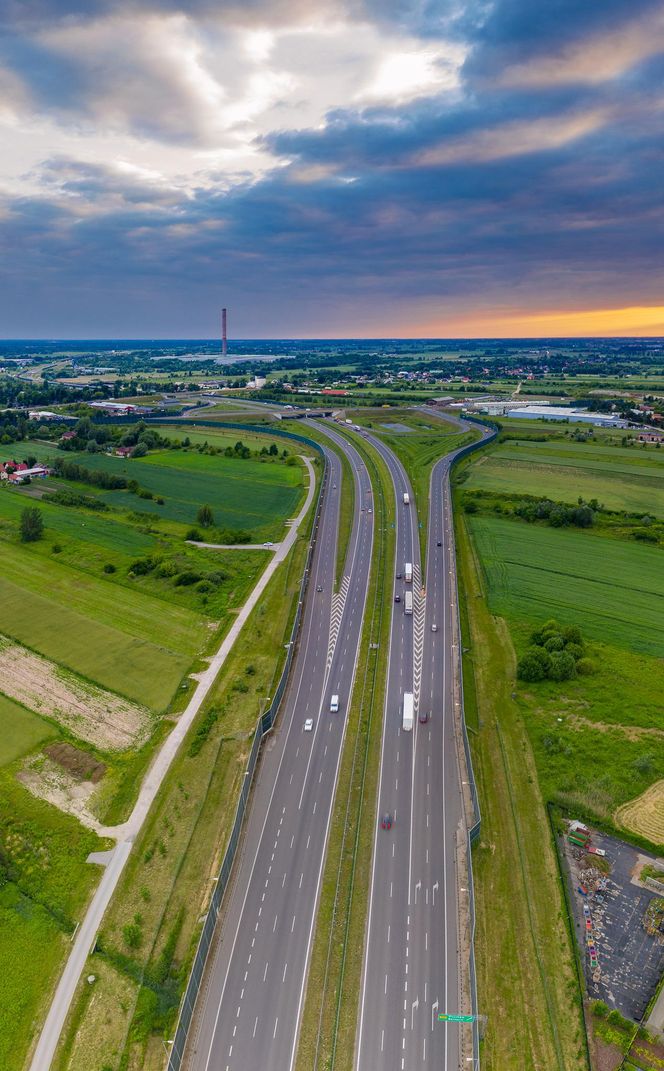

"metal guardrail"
[165,437,328,1071]
[446,416,499,1069]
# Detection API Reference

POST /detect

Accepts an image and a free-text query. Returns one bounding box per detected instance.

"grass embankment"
[296,428,394,1071]
[348,406,475,557]
[52,485,317,1071]
[463,438,664,517]
[455,512,588,1071]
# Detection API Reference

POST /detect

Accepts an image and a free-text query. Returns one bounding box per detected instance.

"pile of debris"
[643,898,664,941]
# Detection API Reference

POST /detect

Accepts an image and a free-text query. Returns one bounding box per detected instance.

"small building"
[114,446,134,458]
[60,430,77,441]
[638,431,664,442]
[0,460,28,480]
[28,410,59,421]
[7,465,50,483]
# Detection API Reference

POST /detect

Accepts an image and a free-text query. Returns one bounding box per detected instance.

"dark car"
[317,585,323,592]
[437,540,442,547]
[396,572,403,580]
[381,814,393,830]
[395,593,401,602]
[419,710,430,724]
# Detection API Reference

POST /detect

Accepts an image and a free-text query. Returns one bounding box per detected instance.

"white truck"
[403,492,410,505]
[404,590,413,615]
[404,562,413,583]
[402,692,414,732]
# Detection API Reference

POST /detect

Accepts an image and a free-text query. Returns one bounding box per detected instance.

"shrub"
[20,506,44,542]
[592,1000,609,1019]
[131,442,148,458]
[51,543,62,554]
[122,922,142,949]
[576,657,597,675]
[103,563,116,574]
[463,499,478,514]
[548,651,577,681]
[564,642,584,661]
[128,557,156,576]
[544,635,564,652]
[561,625,582,646]
[197,504,214,528]
[196,580,213,593]
[174,570,202,586]
[517,647,552,682]
[156,560,178,578]
[185,527,202,541]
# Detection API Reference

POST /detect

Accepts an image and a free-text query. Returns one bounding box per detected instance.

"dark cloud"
[0,0,663,334]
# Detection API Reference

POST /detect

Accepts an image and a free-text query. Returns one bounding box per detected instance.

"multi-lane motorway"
[184,411,486,1071]
[185,428,374,1071]
[355,416,490,1071]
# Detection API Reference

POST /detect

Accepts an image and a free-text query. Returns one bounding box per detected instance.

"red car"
[381,814,393,830]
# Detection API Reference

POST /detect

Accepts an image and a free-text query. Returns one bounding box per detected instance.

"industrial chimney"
[221,307,227,358]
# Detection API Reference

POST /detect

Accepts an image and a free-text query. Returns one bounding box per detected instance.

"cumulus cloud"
[0,0,662,335]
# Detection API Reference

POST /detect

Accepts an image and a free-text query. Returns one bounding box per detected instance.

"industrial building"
[507,405,627,427]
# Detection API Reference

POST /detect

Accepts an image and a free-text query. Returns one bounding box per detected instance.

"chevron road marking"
[327,573,350,669]
[412,563,425,709]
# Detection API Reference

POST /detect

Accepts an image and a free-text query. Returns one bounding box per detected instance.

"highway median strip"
[296,427,395,1071]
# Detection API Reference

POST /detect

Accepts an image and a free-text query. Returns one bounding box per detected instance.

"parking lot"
[561,827,664,1021]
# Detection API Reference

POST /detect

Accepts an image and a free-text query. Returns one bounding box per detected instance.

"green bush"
[592,1000,609,1019]
[103,563,116,574]
[576,657,597,675]
[548,651,577,681]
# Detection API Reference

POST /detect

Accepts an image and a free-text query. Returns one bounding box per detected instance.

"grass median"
[51,465,320,1071]
[295,427,395,1071]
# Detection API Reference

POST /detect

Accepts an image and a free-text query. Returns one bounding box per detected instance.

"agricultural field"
[458,427,664,1065]
[469,516,664,657]
[72,445,303,537]
[464,439,664,516]
[0,423,312,1068]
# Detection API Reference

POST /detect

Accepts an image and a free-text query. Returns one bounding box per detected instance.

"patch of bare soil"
[0,635,151,751]
[18,755,103,832]
[568,714,664,742]
[45,741,106,782]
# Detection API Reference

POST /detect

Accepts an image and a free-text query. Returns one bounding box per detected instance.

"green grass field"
[464,439,664,516]
[0,773,107,1071]
[0,695,55,765]
[74,448,303,536]
[469,516,664,656]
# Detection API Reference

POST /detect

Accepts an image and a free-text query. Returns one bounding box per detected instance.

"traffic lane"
[355,433,422,1071]
[186,445,352,1067]
[204,505,375,1069]
[204,447,374,1070]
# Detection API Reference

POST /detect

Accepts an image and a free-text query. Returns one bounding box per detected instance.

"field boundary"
[164,443,328,1071]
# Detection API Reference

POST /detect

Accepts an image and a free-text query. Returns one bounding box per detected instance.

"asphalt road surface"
[184,426,374,1071]
[354,416,489,1071]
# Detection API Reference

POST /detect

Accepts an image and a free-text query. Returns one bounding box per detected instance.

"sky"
[1,0,663,338]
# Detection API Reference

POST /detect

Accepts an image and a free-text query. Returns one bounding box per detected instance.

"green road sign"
[438,1013,474,1022]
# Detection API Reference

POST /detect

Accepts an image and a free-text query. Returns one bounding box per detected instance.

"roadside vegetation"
[0,419,311,1071]
[51,503,315,1071]
[455,420,664,1067]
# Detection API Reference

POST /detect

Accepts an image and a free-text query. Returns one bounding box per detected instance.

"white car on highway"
[304,718,314,732]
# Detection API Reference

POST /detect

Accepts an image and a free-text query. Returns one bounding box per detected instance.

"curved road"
[184,426,374,1071]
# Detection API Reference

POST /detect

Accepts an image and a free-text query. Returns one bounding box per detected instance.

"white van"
[330,694,340,712]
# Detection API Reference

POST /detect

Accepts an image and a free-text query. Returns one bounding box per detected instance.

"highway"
[353,416,484,1071]
[184,426,374,1071]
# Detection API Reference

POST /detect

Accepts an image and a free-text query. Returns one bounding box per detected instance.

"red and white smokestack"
[222,307,227,358]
